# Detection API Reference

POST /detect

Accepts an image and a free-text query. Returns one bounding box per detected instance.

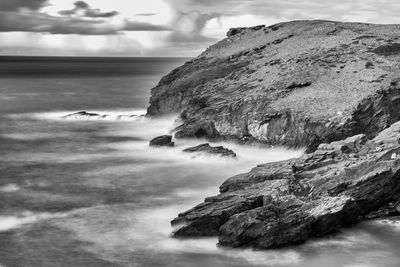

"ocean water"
[0,57,399,267]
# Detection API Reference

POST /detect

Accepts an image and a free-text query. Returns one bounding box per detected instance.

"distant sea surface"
[0,56,399,267]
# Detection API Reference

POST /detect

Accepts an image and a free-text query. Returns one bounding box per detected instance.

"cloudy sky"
[1,0,400,57]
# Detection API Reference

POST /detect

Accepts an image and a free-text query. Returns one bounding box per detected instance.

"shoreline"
[146,20,400,249]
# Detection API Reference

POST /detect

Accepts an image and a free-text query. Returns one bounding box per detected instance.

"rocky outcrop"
[172,121,400,248]
[149,135,174,147]
[146,19,400,249]
[62,111,140,121]
[147,20,400,152]
[62,111,104,119]
[183,143,236,157]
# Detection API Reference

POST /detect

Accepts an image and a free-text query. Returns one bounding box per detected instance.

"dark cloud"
[124,20,172,31]
[135,13,158,17]
[0,10,171,35]
[0,0,48,11]
[59,1,119,18]
[85,9,119,18]
[58,10,75,16]
[0,11,119,35]
[0,0,171,35]
[74,1,89,9]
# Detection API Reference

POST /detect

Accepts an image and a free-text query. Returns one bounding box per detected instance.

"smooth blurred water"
[0,57,399,267]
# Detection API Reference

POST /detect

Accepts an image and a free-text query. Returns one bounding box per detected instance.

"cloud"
[0,0,172,36]
[85,9,118,18]
[124,20,172,31]
[74,1,89,9]
[136,13,158,17]
[164,0,400,24]
[59,1,119,18]
[165,11,220,45]
[0,0,48,11]
[0,11,119,35]
[0,11,171,35]
[4,0,400,57]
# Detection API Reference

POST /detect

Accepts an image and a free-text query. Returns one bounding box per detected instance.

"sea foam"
[0,184,20,193]
[7,109,148,121]
[0,211,66,232]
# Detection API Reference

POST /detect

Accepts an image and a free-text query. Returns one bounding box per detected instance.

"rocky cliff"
[146,20,400,249]
[148,20,400,152]
[171,123,400,248]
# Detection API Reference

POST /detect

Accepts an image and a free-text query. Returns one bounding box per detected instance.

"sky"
[1,0,400,57]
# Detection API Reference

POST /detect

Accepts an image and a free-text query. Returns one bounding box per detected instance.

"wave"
[57,204,302,266]
[0,184,20,193]
[0,132,71,140]
[0,211,67,232]
[374,219,400,231]
[129,205,303,266]
[6,109,148,122]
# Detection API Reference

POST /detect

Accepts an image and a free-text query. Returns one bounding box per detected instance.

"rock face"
[149,135,174,147]
[172,121,400,248]
[147,20,400,152]
[147,19,400,249]
[183,143,236,157]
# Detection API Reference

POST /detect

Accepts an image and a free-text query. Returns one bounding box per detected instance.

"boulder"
[183,143,236,157]
[149,135,174,147]
[172,121,400,248]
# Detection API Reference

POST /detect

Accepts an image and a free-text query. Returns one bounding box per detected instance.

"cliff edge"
[148,20,400,152]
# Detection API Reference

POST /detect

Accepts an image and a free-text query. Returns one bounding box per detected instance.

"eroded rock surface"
[183,143,236,157]
[172,122,400,248]
[148,20,400,152]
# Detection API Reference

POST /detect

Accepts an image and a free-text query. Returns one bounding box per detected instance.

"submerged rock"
[149,135,174,147]
[183,143,236,157]
[172,121,400,248]
[62,111,139,121]
[62,111,103,119]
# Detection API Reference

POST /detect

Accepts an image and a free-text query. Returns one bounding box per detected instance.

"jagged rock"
[227,25,265,37]
[62,111,139,120]
[149,135,174,147]
[147,20,400,152]
[317,134,366,154]
[174,120,219,139]
[183,143,236,157]
[362,203,400,220]
[62,111,102,119]
[171,121,400,248]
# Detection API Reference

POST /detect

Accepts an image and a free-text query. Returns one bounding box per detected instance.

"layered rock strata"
[183,143,236,157]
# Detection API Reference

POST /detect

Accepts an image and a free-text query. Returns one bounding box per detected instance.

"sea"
[0,56,399,267]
